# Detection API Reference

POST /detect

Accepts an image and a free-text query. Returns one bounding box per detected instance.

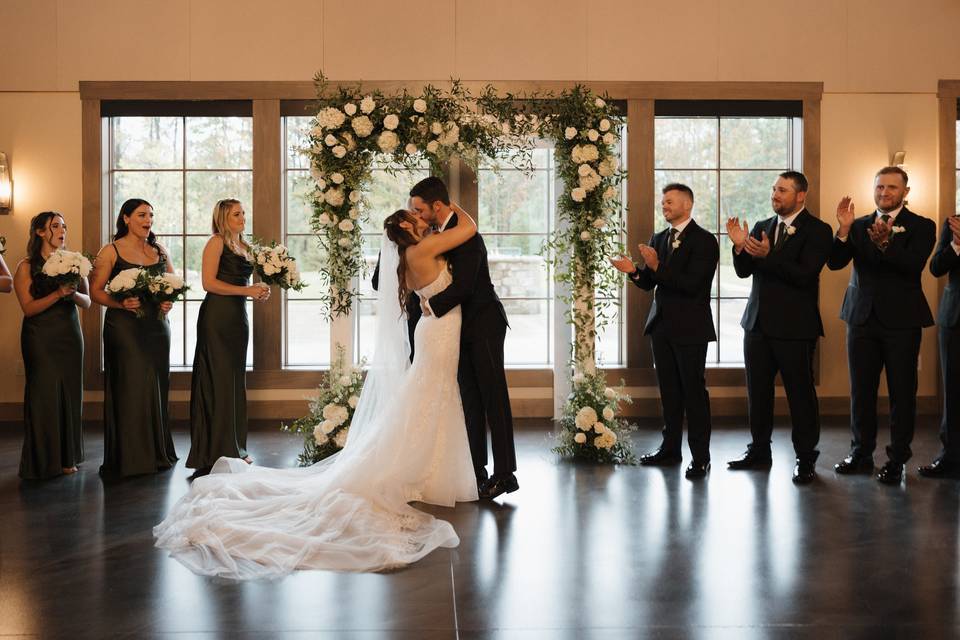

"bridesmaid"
[13,212,89,479]
[90,198,178,478]
[187,199,269,473]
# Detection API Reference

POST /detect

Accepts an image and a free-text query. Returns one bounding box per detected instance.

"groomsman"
[611,183,719,479]
[725,171,833,484]
[920,214,960,477]
[827,166,935,485]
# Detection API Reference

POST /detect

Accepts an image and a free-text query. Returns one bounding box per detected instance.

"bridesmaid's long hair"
[211,198,251,256]
[114,198,162,258]
[383,210,419,315]
[26,211,64,297]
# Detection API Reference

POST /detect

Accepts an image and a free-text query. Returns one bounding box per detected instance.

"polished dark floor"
[1,416,959,639]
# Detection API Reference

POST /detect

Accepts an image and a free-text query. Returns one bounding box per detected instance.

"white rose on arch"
[577,164,592,177]
[337,237,352,247]
[579,230,592,241]
[571,187,587,203]
[603,132,616,145]
[426,140,439,154]
[318,212,331,225]
[603,186,617,200]
[348,190,361,204]
[383,114,400,130]
[595,97,606,108]
[324,189,345,207]
[344,103,357,116]
[599,118,611,132]
[430,121,443,135]
[405,143,418,155]
[324,134,337,147]
[598,156,619,177]
[564,127,578,140]
[349,207,359,219]
[587,129,599,142]
[338,219,355,232]
[413,98,428,113]
[332,145,347,158]
[360,96,376,114]
[330,172,344,184]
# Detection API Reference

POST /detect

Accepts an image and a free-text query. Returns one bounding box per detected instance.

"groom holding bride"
[155,176,518,579]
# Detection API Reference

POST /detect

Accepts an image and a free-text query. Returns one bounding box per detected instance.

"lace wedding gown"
[154,261,478,579]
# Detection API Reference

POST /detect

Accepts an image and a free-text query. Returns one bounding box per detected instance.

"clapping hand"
[608,254,637,274]
[837,196,855,236]
[867,217,892,250]
[726,217,750,251]
[744,230,771,258]
[948,216,960,245]
[638,244,659,271]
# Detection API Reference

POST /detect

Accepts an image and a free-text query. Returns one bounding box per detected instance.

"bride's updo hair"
[383,209,419,315]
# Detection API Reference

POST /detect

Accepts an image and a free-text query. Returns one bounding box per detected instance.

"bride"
[154,204,480,579]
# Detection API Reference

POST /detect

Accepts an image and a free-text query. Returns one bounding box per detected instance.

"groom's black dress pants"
[458,323,516,478]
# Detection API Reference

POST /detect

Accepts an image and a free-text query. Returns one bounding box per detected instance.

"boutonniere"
[891,225,906,235]
[672,237,681,249]
[785,226,796,236]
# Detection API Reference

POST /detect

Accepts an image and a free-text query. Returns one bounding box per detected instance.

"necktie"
[667,228,678,257]
[879,213,891,226]
[773,222,788,252]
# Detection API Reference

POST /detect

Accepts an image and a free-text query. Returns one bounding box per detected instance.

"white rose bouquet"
[105,267,150,317]
[146,272,189,319]
[249,240,307,291]
[281,345,366,465]
[40,249,92,288]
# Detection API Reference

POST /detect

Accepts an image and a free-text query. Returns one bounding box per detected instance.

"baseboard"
[0,395,940,422]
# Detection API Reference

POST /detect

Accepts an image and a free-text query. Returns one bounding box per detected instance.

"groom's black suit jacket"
[426,214,509,342]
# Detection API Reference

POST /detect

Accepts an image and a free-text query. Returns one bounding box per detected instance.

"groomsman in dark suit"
[610,183,719,479]
[725,171,833,484]
[920,214,960,477]
[827,166,935,485]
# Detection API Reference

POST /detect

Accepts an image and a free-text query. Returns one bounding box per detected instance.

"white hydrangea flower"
[579,171,601,192]
[334,427,349,448]
[313,424,328,444]
[438,123,459,146]
[317,107,345,130]
[574,406,598,430]
[377,130,400,153]
[351,115,374,137]
[598,156,619,177]
[383,114,399,130]
[324,189,345,207]
[360,96,376,114]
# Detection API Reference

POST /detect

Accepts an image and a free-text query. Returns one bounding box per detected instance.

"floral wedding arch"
[287,74,636,464]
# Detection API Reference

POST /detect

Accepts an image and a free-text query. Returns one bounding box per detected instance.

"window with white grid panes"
[106,114,254,370]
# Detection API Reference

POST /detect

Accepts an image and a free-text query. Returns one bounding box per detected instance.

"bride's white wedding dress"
[154,244,477,579]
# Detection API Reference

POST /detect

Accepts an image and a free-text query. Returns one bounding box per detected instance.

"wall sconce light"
[892,151,907,169]
[0,152,12,214]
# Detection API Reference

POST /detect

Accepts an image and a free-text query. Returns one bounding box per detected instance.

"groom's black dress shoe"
[792,460,816,485]
[480,474,519,500]
[727,448,772,470]
[639,448,682,466]
[834,455,874,475]
[475,468,490,492]
[876,461,904,485]
[918,458,960,479]
[684,460,710,479]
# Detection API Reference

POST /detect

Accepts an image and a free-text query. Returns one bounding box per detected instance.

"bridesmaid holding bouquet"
[187,199,269,474]
[13,212,90,479]
[90,198,178,478]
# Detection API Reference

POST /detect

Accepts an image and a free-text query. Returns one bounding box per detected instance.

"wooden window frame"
[80,81,822,393]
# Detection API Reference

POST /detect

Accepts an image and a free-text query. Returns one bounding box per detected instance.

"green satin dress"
[186,245,252,469]
[19,268,84,480]
[100,244,177,478]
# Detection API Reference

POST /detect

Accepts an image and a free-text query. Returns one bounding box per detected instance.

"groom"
[409,176,519,500]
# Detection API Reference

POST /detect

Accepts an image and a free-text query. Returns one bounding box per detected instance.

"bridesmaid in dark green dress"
[13,212,90,479]
[90,198,178,479]
[187,199,269,473]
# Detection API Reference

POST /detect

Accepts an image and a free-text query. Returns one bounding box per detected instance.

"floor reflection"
[1,418,959,636]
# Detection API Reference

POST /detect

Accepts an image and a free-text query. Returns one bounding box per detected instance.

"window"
[105,111,254,369]
[654,105,801,365]
[478,147,555,366]
[283,115,332,367]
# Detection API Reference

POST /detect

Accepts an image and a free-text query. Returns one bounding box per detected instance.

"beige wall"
[1,0,959,412]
